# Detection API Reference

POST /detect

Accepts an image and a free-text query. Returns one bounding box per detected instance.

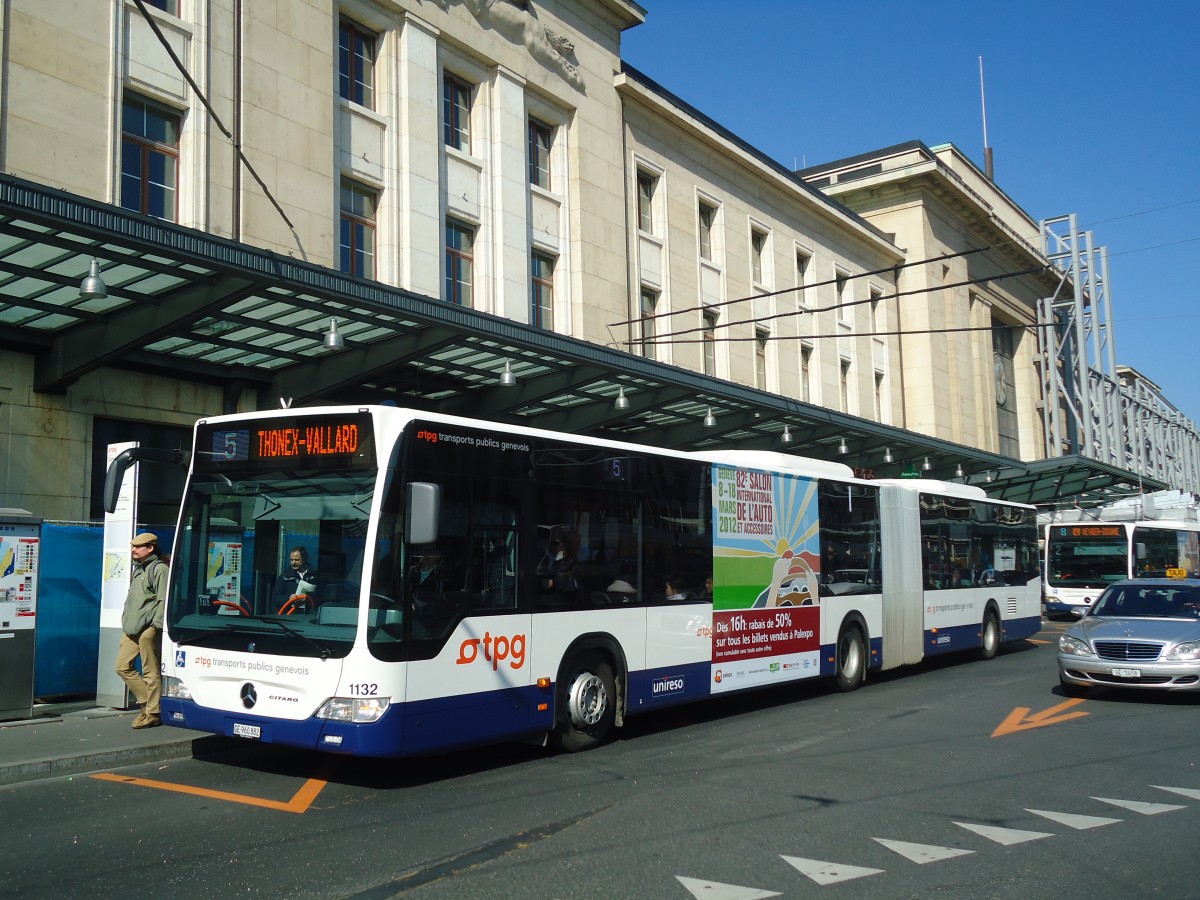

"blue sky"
[621,1,1200,423]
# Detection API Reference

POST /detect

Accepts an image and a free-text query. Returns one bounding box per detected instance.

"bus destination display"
[198,414,374,470]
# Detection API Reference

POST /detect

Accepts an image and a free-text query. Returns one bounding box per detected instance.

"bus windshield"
[1046,531,1127,588]
[166,468,377,658]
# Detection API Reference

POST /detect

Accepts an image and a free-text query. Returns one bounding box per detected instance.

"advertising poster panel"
[710,465,822,692]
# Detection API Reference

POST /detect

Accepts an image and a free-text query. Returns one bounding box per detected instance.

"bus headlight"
[316,697,390,723]
[1164,641,1200,661]
[1058,635,1092,657]
[163,675,192,700]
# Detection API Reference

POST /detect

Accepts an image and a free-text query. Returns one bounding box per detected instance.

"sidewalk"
[0,700,226,787]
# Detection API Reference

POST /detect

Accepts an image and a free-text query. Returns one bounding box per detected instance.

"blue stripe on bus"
[163,685,555,758]
[1002,614,1041,642]
[626,661,713,711]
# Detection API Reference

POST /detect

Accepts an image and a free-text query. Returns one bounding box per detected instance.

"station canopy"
[0,175,1159,510]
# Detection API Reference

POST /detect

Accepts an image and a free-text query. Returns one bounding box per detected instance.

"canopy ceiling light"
[703,407,717,428]
[922,457,932,472]
[499,359,517,387]
[614,387,630,410]
[323,317,344,351]
[837,437,849,455]
[955,463,965,478]
[79,258,107,300]
[780,424,793,445]
[883,447,893,464]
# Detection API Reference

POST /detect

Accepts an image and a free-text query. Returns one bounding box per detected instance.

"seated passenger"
[665,577,691,601]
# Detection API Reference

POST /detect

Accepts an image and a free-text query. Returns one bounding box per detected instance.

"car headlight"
[1058,635,1092,657]
[1164,641,1200,661]
[315,697,390,723]
[162,675,192,700]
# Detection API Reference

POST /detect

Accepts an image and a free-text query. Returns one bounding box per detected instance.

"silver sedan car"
[1058,578,1200,693]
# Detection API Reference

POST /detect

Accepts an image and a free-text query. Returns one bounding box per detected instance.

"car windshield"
[1091,584,1200,619]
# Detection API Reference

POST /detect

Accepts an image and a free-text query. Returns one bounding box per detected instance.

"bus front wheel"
[551,652,615,753]
[835,625,865,692]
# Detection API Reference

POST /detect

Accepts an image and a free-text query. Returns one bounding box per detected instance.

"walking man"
[116,532,169,729]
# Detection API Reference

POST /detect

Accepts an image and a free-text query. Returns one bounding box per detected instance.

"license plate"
[1111,667,1141,678]
[232,722,261,739]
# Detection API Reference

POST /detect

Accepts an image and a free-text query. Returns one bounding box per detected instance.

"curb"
[0,739,200,787]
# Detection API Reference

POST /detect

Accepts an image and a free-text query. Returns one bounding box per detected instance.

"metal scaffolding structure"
[1037,213,1200,493]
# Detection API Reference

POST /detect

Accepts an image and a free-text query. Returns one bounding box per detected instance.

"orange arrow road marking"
[91,772,327,813]
[992,698,1088,737]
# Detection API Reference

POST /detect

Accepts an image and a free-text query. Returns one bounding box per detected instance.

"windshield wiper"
[172,619,330,658]
[238,614,332,659]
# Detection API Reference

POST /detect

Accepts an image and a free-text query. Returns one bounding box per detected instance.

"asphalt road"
[3,619,1198,899]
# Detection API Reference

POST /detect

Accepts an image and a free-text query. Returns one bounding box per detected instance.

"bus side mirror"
[1135,542,1147,560]
[103,447,187,514]
[406,482,441,545]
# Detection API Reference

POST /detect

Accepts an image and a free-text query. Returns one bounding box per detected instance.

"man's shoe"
[132,714,161,729]
[131,710,148,728]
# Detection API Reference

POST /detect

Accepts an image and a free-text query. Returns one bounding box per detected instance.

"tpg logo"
[456,632,526,670]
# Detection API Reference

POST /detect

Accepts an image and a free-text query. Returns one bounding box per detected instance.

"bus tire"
[979,608,1000,661]
[835,625,865,692]
[550,652,616,753]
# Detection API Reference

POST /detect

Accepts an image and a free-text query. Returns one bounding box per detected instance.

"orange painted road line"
[992,697,1088,737]
[90,772,327,813]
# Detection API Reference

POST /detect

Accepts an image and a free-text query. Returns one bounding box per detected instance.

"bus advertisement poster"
[710,466,821,692]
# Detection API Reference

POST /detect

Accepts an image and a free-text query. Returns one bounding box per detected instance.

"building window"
[698,202,716,261]
[751,229,767,285]
[532,252,554,329]
[800,344,812,403]
[755,329,769,389]
[639,288,658,359]
[836,271,851,323]
[702,311,717,377]
[121,95,180,221]
[994,326,1020,456]
[636,171,656,233]
[338,20,375,107]
[840,359,852,412]
[796,250,811,306]
[875,371,885,421]
[444,75,472,152]
[529,119,552,189]
[339,180,377,277]
[144,0,179,14]
[870,288,883,334]
[445,219,475,305]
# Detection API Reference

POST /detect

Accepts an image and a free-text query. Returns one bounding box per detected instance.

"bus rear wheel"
[551,652,616,753]
[979,609,1000,661]
[835,625,865,692]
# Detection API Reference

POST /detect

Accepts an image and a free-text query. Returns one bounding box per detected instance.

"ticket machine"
[0,510,41,721]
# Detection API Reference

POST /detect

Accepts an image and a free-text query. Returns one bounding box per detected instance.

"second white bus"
[1043,520,1200,616]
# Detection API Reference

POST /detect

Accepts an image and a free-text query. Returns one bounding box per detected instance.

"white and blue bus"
[155,405,1041,757]
[1043,520,1200,616]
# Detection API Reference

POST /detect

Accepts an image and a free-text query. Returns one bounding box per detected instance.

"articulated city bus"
[1043,521,1200,616]
[153,405,1040,757]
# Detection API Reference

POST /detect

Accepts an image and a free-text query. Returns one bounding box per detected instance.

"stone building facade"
[2,0,1037,521]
